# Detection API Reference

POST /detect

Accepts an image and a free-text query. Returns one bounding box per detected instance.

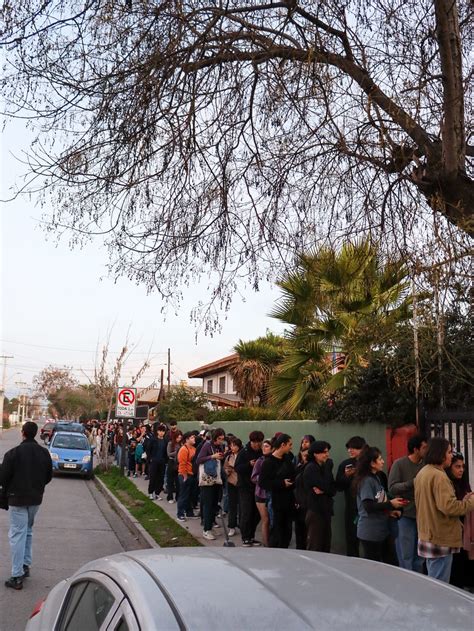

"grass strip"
[97,467,201,548]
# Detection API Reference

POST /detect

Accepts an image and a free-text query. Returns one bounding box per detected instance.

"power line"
[0,339,167,355]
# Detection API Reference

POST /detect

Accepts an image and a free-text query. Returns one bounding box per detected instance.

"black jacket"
[336,457,358,516]
[259,454,296,511]
[0,438,52,506]
[235,443,262,489]
[303,459,336,517]
[146,436,169,463]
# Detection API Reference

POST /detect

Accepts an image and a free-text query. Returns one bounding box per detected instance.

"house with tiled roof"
[188,354,244,408]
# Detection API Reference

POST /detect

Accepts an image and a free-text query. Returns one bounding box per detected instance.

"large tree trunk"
[412,165,474,235]
[434,0,466,177]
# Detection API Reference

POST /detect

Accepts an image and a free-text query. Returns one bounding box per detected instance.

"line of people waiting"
[99,418,473,589]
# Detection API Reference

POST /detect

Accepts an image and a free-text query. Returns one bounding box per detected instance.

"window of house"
[207,379,213,393]
[219,376,226,394]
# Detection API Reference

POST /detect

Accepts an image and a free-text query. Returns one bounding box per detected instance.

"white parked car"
[26,548,473,630]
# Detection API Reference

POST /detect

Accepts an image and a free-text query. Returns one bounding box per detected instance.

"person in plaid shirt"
[414,437,474,583]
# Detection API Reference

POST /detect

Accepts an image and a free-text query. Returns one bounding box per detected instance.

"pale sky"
[1,118,285,398]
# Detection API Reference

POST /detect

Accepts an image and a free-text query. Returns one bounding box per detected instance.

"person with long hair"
[196,427,226,541]
[446,451,474,589]
[224,437,243,538]
[251,439,273,547]
[294,438,313,550]
[294,435,315,466]
[355,446,405,563]
[303,441,336,552]
[166,429,183,503]
[415,437,474,583]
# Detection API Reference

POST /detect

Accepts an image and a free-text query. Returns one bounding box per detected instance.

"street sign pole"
[115,387,137,477]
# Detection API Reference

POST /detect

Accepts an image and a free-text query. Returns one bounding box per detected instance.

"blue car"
[49,431,94,479]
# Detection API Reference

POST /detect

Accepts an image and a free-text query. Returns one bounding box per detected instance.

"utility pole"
[167,348,171,395]
[15,381,28,426]
[0,355,14,434]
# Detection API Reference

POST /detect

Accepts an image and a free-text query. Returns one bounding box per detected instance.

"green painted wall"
[178,420,388,554]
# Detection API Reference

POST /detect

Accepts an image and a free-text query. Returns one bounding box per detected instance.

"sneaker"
[5,577,23,590]
[22,565,30,579]
[251,539,262,547]
[203,530,216,541]
[133,473,137,478]
[227,528,236,537]
[148,493,155,500]
[155,495,163,501]
[144,475,149,480]
[186,514,199,519]
[177,515,187,522]
[242,540,253,547]
[168,499,176,504]
[212,522,221,529]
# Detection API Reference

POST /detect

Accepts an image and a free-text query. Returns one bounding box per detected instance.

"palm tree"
[269,239,412,414]
[230,333,286,406]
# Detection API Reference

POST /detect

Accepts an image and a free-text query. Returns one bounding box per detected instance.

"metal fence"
[424,409,474,491]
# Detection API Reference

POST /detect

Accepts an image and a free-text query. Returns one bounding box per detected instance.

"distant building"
[188,354,244,409]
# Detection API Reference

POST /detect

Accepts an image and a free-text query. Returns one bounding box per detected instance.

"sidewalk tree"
[269,239,412,413]
[48,386,101,420]
[1,1,472,328]
[155,385,210,423]
[33,366,78,400]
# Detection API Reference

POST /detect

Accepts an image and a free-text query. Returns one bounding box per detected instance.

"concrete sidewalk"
[127,471,257,548]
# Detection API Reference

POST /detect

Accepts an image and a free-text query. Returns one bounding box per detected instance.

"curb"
[94,476,159,549]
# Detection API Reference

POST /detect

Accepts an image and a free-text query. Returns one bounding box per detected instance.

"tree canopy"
[33,365,78,399]
[269,239,412,413]
[2,1,472,327]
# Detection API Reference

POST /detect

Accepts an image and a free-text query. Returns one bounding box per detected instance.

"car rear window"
[52,434,90,450]
[57,580,116,631]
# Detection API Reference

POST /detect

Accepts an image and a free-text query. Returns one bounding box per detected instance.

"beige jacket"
[414,464,474,548]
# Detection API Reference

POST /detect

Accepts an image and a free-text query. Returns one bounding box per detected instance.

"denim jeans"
[177,475,194,518]
[396,517,424,572]
[426,554,453,583]
[9,505,40,577]
[200,485,220,532]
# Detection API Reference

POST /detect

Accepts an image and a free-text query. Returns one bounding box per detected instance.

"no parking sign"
[116,387,137,418]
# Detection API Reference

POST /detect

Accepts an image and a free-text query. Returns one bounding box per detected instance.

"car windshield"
[52,434,89,450]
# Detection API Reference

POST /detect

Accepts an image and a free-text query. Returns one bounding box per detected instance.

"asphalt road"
[0,426,142,631]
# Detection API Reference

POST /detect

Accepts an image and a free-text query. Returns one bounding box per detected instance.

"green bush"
[2,420,10,429]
